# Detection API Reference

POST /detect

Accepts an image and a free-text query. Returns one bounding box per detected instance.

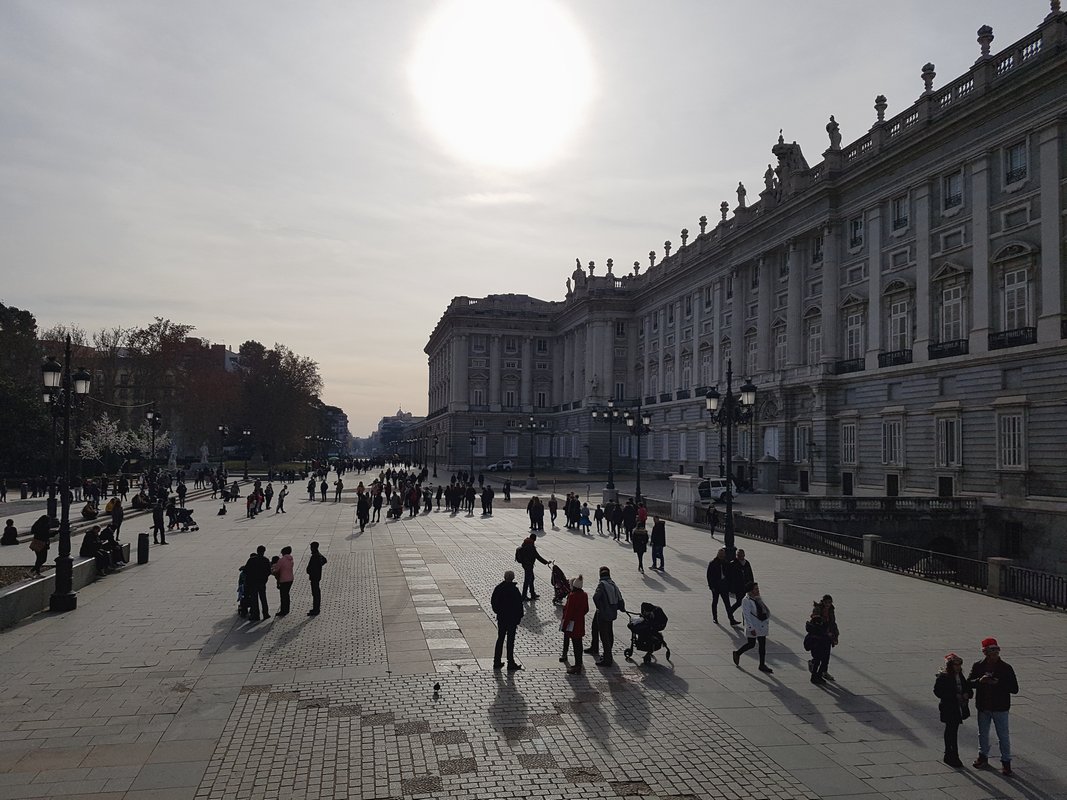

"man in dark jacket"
[110,500,124,539]
[649,517,667,571]
[726,549,754,618]
[152,501,167,545]
[586,566,624,666]
[490,570,524,671]
[621,499,637,542]
[516,533,550,601]
[706,548,737,625]
[306,541,327,616]
[968,637,1019,776]
[244,545,272,621]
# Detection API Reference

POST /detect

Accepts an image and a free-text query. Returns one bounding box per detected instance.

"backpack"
[515,546,524,564]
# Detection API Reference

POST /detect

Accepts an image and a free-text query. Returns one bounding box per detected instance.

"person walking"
[356,492,370,532]
[621,499,637,542]
[306,541,327,616]
[320,479,328,502]
[275,484,288,513]
[548,494,558,526]
[649,516,666,570]
[272,546,295,616]
[151,500,167,544]
[579,503,591,534]
[516,533,551,601]
[732,582,773,673]
[307,477,316,501]
[594,504,604,535]
[334,478,343,502]
[559,575,589,674]
[726,549,755,621]
[934,653,973,768]
[708,505,719,538]
[585,566,624,666]
[706,548,738,625]
[29,514,51,575]
[243,546,272,621]
[814,594,839,680]
[968,638,1019,776]
[264,483,274,510]
[110,498,124,539]
[491,570,524,671]
[631,525,649,573]
[804,605,833,684]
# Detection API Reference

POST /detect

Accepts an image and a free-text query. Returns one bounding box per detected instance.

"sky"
[0,0,1044,436]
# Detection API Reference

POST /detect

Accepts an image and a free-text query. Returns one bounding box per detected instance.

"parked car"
[698,477,737,503]
[486,459,514,472]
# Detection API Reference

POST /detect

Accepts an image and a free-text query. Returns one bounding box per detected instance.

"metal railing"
[872,540,988,592]
[1001,565,1067,610]
[785,525,864,562]
[732,514,777,542]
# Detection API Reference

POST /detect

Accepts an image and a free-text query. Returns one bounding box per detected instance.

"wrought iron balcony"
[675,389,691,400]
[1005,166,1027,184]
[659,392,673,403]
[644,395,657,405]
[988,327,1037,350]
[878,349,913,368]
[892,216,909,230]
[928,339,969,359]
[834,358,865,375]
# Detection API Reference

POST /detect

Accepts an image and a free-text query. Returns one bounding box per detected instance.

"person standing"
[706,548,737,625]
[732,582,773,673]
[152,501,167,544]
[275,484,288,514]
[491,570,524,671]
[621,499,637,542]
[176,481,187,508]
[934,653,973,768]
[804,605,833,684]
[484,484,494,515]
[649,516,666,570]
[559,575,589,674]
[516,533,550,601]
[631,525,649,573]
[594,504,605,535]
[2,519,18,546]
[110,499,124,539]
[968,638,1019,776]
[307,477,316,501]
[548,494,558,526]
[319,479,328,501]
[356,492,370,532]
[334,478,343,502]
[726,549,755,620]
[29,514,51,575]
[708,505,719,538]
[264,483,274,510]
[306,541,327,616]
[585,566,624,666]
[243,546,272,621]
[272,546,295,616]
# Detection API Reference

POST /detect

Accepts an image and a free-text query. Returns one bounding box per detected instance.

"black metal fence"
[1001,565,1067,610]
[785,525,864,562]
[732,513,777,542]
[871,540,989,592]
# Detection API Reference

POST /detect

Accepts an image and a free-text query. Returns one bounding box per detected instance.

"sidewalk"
[0,484,1064,799]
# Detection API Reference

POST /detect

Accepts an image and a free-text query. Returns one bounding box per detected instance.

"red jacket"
[561,588,589,638]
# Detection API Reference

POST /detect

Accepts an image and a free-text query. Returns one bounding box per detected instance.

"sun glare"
[409,0,594,170]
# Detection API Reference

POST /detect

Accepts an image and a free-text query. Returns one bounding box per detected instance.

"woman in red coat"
[560,575,589,674]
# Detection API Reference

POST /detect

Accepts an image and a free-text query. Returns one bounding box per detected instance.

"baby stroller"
[550,564,570,605]
[174,507,198,531]
[624,602,671,664]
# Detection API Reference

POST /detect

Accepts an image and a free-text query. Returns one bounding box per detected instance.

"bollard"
[137,532,150,565]
[20,482,29,500]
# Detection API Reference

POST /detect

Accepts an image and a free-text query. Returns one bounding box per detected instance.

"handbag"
[29,538,47,553]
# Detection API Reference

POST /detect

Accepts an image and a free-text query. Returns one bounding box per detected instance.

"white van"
[698,477,736,503]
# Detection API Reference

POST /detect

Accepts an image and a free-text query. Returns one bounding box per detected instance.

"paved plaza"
[1,484,1066,800]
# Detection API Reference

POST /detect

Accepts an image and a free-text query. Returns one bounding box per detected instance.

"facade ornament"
[698,215,707,235]
[778,129,785,145]
[736,181,747,208]
[764,164,775,192]
[1051,1,1062,17]
[663,240,672,259]
[874,94,888,123]
[826,115,841,150]
[588,260,595,276]
[566,277,572,295]
[977,25,994,59]
[720,201,729,221]
[633,260,641,276]
[591,374,599,392]
[922,62,936,95]
[606,258,613,274]
[680,228,688,248]
[648,250,657,268]
[576,257,581,270]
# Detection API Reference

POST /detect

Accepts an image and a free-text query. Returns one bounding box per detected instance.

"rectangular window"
[747,302,759,319]
[472,335,486,352]
[997,412,1024,468]
[473,435,487,457]
[840,422,856,465]
[881,420,903,465]
[889,300,909,350]
[737,429,752,460]
[1005,141,1027,184]
[776,291,788,309]
[745,335,758,375]
[700,351,712,385]
[943,171,963,209]
[504,389,516,407]
[571,434,579,459]
[618,436,630,458]
[794,425,811,463]
[661,433,670,460]
[812,236,824,263]
[614,381,625,401]
[703,286,712,308]
[846,264,866,284]
[504,337,518,353]
[684,295,693,317]
[615,320,626,337]
[936,417,961,467]
[651,313,659,333]
[1003,269,1030,329]
[725,276,734,300]
[535,361,548,370]
[891,195,909,230]
[808,280,822,296]
[536,391,547,408]
[536,435,550,457]
[698,431,707,462]
[807,320,822,365]
[506,435,519,457]
[536,338,548,353]
[942,286,964,342]
[849,217,864,249]
[472,388,484,406]
[845,312,865,359]
[774,328,787,371]
[751,266,760,290]
[667,305,675,326]
[503,360,518,369]
[681,366,691,390]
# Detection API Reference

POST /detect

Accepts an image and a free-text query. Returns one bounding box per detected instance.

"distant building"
[422,7,1067,569]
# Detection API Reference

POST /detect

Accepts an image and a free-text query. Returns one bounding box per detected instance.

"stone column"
[450,334,468,409]
[786,241,803,366]
[914,185,932,360]
[731,268,745,368]
[757,256,773,372]
[711,281,723,380]
[521,337,533,410]
[986,557,1014,596]
[489,335,501,411]
[602,321,615,400]
[969,156,991,354]
[658,307,668,395]
[626,322,638,400]
[863,534,882,566]
[552,336,563,407]
[1038,123,1063,341]
[865,207,883,370]
[673,302,682,394]
[822,224,842,362]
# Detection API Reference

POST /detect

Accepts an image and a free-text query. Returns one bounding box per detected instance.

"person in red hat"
[967,637,1019,776]
[933,653,972,767]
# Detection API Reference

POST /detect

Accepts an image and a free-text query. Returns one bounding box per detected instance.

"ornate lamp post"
[432,435,439,478]
[518,415,544,489]
[625,403,652,503]
[241,429,252,480]
[41,337,91,612]
[145,405,163,476]
[591,400,621,501]
[468,432,476,478]
[217,425,228,475]
[705,359,757,559]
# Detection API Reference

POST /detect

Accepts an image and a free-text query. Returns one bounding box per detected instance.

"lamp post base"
[602,486,618,504]
[49,592,78,612]
[524,476,538,490]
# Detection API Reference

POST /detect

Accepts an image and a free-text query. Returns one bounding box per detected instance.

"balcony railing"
[834,358,865,375]
[1005,167,1027,184]
[988,327,1037,350]
[878,349,913,368]
[943,193,963,209]
[659,393,673,403]
[929,339,969,359]
[892,216,909,230]
[849,236,864,249]
[644,395,657,406]
[778,495,982,515]
[675,389,691,400]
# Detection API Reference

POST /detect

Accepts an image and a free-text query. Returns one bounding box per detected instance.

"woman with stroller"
[559,575,589,674]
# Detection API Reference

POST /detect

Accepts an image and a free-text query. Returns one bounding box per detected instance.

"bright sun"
[409,0,594,171]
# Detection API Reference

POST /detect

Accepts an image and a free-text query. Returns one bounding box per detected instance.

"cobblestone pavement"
[1,483,1066,800]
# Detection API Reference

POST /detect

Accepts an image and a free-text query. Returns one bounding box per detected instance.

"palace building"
[420,5,1066,564]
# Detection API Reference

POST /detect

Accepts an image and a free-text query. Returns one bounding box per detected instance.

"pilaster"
[1038,123,1063,341]
[914,186,932,360]
[969,156,991,354]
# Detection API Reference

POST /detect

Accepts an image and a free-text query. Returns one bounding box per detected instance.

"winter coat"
[650,520,666,546]
[272,553,295,584]
[740,594,770,638]
[706,557,730,590]
[934,672,973,724]
[592,578,624,622]
[631,529,649,554]
[727,558,754,594]
[967,659,1019,712]
[561,588,589,638]
[491,580,524,626]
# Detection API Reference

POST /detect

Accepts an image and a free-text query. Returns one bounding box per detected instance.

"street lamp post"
[145,405,162,477]
[43,388,59,526]
[625,402,652,504]
[705,359,757,559]
[41,337,91,612]
[519,415,544,490]
[468,433,476,479]
[592,400,621,502]
[217,425,228,476]
[432,435,439,478]
[242,429,252,480]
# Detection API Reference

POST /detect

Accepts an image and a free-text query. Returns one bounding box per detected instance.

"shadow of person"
[564,671,612,743]
[649,571,692,592]
[488,669,529,732]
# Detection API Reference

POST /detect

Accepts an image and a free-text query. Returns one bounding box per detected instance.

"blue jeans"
[977,710,1011,762]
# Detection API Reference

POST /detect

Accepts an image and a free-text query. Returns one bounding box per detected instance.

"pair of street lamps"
[705,359,757,558]
[145,406,163,474]
[591,401,622,499]
[41,337,92,612]
[518,415,545,488]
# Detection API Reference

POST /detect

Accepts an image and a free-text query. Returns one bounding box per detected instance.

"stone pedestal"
[524,477,539,491]
[602,486,619,505]
[670,474,703,523]
[987,557,1014,596]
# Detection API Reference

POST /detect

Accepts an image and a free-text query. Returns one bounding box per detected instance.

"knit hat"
[944,652,962,664]
[571,575,583,590]
[981,637,999,650]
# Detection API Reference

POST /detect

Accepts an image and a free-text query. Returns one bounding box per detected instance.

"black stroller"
[174,507,199,531]
[624,602,671,664]
[550,564,570,605]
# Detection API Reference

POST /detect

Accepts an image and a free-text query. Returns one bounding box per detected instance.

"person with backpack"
[515,532,551,601]
[585,566,625,666]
